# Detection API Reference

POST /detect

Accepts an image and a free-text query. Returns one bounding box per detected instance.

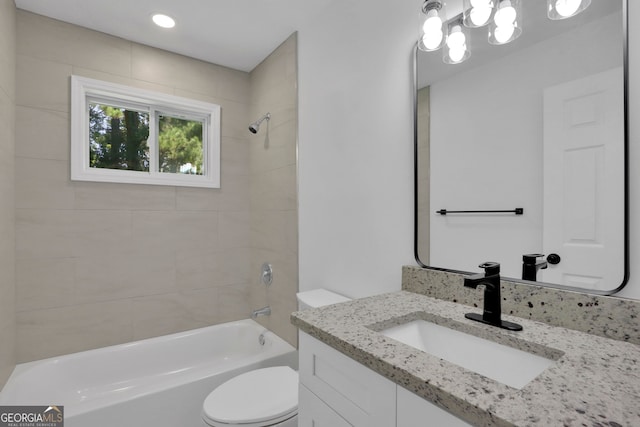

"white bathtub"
[0,319,297,427]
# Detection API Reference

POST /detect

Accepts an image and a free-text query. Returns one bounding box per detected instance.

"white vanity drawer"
[299,332,396,427]
[298,384,351,427]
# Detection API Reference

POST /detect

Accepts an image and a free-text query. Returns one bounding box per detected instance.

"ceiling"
[15,0,339,72]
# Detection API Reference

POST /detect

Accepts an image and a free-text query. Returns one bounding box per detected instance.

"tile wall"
[14,11,255,362]
[248,34,299,346]
[0,0,16,387]
[416,86,430,263]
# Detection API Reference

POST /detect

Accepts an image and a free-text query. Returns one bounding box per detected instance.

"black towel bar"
[436,208,524,215]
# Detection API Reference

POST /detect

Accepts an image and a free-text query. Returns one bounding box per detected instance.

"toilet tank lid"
[296,289,351,308]
[203,366,298,425]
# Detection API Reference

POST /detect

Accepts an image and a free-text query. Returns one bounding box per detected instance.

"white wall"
[297,0,417,298]
[298,0,640,301]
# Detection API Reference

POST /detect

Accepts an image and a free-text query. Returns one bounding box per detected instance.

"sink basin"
[380,319,557,389]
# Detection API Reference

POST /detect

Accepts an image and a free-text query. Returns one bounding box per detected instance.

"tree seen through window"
[89,103,150,171]
[89,104,204,175]
[158,115,204,175]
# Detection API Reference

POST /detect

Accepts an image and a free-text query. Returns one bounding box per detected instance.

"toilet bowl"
[202,366,298,427]
[201,289,350,427]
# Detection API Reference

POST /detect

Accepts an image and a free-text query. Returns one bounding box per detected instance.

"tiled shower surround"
[13,10,298,362]
[0,0,17,387]
[248,35,299,346]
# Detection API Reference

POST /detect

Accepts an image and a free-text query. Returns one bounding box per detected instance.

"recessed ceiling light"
[152,14,175,29]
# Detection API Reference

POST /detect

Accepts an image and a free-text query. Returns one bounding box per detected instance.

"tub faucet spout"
[251,306,271,319]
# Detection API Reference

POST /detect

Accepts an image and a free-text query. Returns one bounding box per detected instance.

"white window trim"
[71,75,221,188]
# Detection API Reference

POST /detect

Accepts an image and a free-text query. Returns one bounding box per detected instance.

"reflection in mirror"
[414,0,628,294]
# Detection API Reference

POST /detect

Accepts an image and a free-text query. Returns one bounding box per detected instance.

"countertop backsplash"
[402,265,640,345]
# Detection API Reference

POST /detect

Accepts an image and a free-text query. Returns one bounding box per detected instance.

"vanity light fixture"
[547,0,591,20]
[443,17,470,64]
[152,13,176,29]
[488,0,522,45]
[463,0,494,28]
[419,0,446,52]
[420,0,589,64]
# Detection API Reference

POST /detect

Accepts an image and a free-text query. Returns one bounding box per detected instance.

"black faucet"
[463,262,522,331]
[522,253,548,281]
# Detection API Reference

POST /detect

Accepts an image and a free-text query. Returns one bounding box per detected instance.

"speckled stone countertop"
[291,290,640,427]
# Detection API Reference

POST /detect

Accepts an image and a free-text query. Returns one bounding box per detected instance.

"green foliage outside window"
[158,115,204,175]
[89,104,204,175]
[89,103,150,171]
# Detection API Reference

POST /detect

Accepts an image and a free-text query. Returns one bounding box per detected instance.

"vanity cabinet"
[299,332,473,427]
[299,384,352,426]
[298,332,396,426]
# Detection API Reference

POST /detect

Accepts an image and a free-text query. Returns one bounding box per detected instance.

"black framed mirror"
[414,0,628,294]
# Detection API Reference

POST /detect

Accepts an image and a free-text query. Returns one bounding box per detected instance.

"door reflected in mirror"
[415,0,628,293]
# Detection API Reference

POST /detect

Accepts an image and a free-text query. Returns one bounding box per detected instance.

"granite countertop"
[291,290,640,427]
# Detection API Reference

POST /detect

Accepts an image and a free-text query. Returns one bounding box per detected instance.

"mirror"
[415,0,628,294]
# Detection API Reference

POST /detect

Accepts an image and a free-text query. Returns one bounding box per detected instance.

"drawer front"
[298,384,352,427]
[299,332,396,427]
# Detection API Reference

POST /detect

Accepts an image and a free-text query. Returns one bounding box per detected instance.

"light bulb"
[488,0,521,45]
[464,0,493,28]
[422,30,444,50]
[447,26,466,48]
[494,23,515,43]
[423,10,443,34]
[494,1,516,27]
[421,8,444,51]
[554,0,581,18]
[469,6,492,26]
[444,19,470,64]
[448,46,467,62]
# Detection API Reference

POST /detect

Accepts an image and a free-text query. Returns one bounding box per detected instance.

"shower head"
[249,112,271,134]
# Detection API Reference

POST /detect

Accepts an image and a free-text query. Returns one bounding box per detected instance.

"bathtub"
[0,319,297,427]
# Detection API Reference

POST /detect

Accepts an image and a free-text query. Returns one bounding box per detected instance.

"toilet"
[201,289,350,427]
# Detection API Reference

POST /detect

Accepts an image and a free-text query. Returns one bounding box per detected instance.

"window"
[71,76,220,188]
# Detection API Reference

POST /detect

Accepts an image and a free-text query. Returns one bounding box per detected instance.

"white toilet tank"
[296,289,351,311]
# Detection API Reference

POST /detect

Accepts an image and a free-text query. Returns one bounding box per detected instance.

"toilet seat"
[202,366,298,427]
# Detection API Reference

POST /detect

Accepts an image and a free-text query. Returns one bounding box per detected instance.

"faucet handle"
[522,253,544,264]
[478,262,500,276]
